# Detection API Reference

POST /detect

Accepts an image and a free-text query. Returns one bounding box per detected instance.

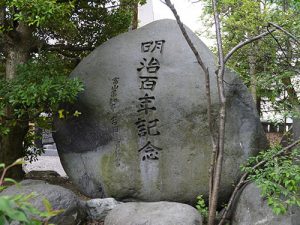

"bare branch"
[45,47,82,62]
[268,22,300,45]
[224,22,299,64]
[267,26,290,64]
[46,44,95,52]
[163,0,219,216]
[164,0,208,71]
[1,111,43,122]
[280,124,293,145]
[208,0,227,224]
[160,0,166,5]
[0,5,5,28]
[224,28,276,64]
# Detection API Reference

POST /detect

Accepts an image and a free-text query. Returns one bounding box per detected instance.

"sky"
[138,0,214,46]
[152,0,204,31]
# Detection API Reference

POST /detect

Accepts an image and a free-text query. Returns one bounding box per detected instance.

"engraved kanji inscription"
[135,118,160,137]
[110,77,119,111]
[138,141,162,161]
[137,93,156,114]
[152,40,165,53]
[141,41,153,52]
[110,77,121,165]
[137,57,160,73]
[139,76,158,90]
[135,40,166,161]
[141,40,166,53]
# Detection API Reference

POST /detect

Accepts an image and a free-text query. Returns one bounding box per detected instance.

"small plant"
[0,158,63,224]
[242,145,300,215]
[196,195,208,220]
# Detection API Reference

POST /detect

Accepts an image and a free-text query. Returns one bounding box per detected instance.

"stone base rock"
[104,201,202,225]
[232,183,300,225]
[85,198,121,221]
[0,179,86,225]
[25,170,61,179]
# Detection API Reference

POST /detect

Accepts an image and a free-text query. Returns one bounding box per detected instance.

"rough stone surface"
[293,114,300,141]
[232,183,300,225]
[0,179,86,225]
[104,201,202,225]
[25,170,61,178]
[85,198,121,221]
[54,19,268,204]
[292,106,300,139]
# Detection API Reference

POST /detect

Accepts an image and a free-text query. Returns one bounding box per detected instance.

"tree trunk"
[131,3,139,30]
[256,96,261,116]
[248,44,257,104]
[0,124,28,179]
[0,23,32,179]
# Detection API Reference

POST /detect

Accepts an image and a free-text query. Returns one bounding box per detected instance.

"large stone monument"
[54,19,268,204]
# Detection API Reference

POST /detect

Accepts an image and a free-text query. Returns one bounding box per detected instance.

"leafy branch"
[0,54,84,161]
[0,158,24,187]
[219,139,300,225]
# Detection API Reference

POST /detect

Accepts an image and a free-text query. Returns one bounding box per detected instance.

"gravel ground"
[23,155,67,177]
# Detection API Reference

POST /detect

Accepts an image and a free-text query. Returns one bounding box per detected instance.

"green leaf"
[3,178,17,185]
[0,187,7,191]
[0,215,8,225]
[42,198,52,213]
[58,109,65,119]
[5,209,28,222]
[0,197,11,211]
[11,158,25,166]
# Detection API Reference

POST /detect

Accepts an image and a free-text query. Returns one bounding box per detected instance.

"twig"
[268,22,300,45]
[224,28,276,64]
[0,163,18,185]
[224,22,300,64]
[1,111,43,122]
[280,124,293,145]
[163,0,209,73]
[218,138,300,225]
[267,26,290,65]
[45,44,94,52]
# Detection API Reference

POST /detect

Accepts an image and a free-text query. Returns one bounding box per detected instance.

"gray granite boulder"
[104,201,202,225]
[53,19,268,204]
[293,109,300,142]
[85,198,121,221]
[232,183,300,225]
[0,179,86,225]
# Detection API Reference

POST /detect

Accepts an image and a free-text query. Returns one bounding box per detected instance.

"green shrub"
[242,145,300,215]
[0,159,63,224]
[0,54,84,161]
